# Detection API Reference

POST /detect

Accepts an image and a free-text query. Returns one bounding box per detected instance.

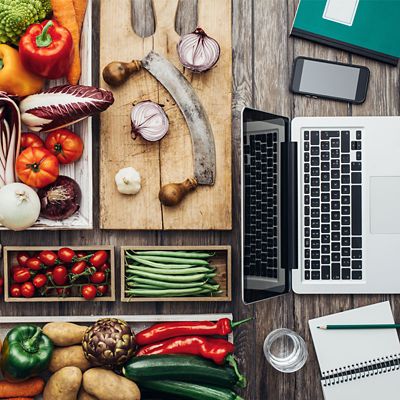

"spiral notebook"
[309,302,400,400]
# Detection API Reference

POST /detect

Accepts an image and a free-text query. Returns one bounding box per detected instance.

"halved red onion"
[177,27,221,73]
[131,101,169,142]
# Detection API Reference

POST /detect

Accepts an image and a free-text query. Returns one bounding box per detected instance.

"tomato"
[97,285,109,296]
[90,251,108,268]
[38,250,58,267]
[45,268,54,278]
[17,252,30,267]
[10,283,22,297]
[16,147,59,189]
[33,274,48,288]
[52,266,68,285]
[13,268,31,283]
[98,262,111,273]
[58,247,76,263]
[56,287,71,297]
[11,265,24,275]
[81,284,97,300]
[76,251,87,259]
[71,261,87,275]
[90,271,106,284]
[20,132,44,151]
[21,282,35,298]
[26,257,42,271]
[45,129,84,165]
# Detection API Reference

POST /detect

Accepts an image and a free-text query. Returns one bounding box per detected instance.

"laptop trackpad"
[371,177,400,234]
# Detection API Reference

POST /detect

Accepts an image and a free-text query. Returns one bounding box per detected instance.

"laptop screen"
[242,108,290,304]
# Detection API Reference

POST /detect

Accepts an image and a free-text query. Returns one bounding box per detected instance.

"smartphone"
[291,56,370,104]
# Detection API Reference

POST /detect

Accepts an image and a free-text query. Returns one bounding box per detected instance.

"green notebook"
[291,0,400,65]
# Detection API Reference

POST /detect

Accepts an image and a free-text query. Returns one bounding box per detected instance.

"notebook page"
[308,302,400,373]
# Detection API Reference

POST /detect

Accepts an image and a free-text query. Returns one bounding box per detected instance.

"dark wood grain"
[0,0,399,398]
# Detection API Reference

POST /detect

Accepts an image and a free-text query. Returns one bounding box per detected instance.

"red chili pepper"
[19,20,74,79]
[137,336,235,365]
[136,318,252,346]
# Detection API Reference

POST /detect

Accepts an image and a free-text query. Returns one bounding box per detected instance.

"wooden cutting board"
[99,0,232,230]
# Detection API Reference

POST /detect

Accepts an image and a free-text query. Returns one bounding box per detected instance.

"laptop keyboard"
[244,131,279,279]
[303,129,363,281]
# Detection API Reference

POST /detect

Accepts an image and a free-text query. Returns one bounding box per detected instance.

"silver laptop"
[241,107,400,303]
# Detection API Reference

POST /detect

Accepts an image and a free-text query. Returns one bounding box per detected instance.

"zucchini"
[123,355,245,389]
[140,380,244,400]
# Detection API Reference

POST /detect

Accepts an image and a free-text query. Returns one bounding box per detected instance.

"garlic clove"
[115,167,141,195]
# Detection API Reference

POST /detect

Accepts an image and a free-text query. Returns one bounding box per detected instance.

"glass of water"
[263,328,308,373]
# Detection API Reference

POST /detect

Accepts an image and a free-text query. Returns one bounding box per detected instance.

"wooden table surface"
[1,1,399,399]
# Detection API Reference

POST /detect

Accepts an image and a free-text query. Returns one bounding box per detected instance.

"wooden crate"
[121,245,232,302]
[3,246,115,302]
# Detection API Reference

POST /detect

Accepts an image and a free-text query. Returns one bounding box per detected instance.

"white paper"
[323,0,359,26]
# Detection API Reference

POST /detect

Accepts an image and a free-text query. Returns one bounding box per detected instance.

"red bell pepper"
[136,336,235,365]
[19,20,74,80]
[136,317,252,346]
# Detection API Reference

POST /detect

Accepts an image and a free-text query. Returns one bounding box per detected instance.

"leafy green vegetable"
[0,0,52,45]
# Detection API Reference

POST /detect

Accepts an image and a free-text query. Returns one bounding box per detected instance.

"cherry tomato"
[21,282,35,298]
[20,132,44,151]
[58,247,76,263]
[13,268,31,283]
[71,261,87,275]
[81,284,97,300]
[10,283,22,297]
[11,265,24,275]
[52,266,68,285]
[56,287,71,297]
[97,285,109,296]
[26,257,42,271]
[90,271,106,284]
[33,274,48,288]
[45,268,54,278]
[38,250,58,267]
[76,251,87,259]
[89,251,108,267]
[16,252,30,267]
[98,262,111,273]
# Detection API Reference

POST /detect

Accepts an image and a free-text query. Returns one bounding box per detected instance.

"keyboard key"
[331,149,340,158]
[352,237,362,248]
[311,229,320,238]
[305,270,310,280]
[311,198,320,207]
[331,211,340,220]
[342,237,350,246]
[352,260,362,269]
[311,260,320,269]
[341,247,350,257]
[352,172,362,184]
[356,142,361,150]
[356,152,362,161]
[321,141,330,150]
[342,258,350,267]
[311,157,319,166]
[304,174,310,183]
[311,178,320,186]
[311,240,320,248]
[321,162,330,171]
[305,227,310,237]
[342,216,350,225]
[331,139,340,148]
[356,130,362,140]
[332,232,340,241]
[331,221,340,231]
[332,201,340,210]
[321,214,330,223]
[311,131,319,145]
[352,250,362,259]
[332,242,340,252]
[304,142,310,151]
[321,235,330,244]
[305,238,310,247]
[311,219,320,228]
[311,147,320,155]
[321,172,330,181]
[322,203,330,212]
[304,163,310,172]
[351,162,362,171]
[351,185,362,235]
[331,170,340,179]
[311,167,319,176]
[332,190,340,199]
[312,271,320,280]
[341,226,350,236]
[332,263,341,279]
[331,180,340,189]
[342,206,350,215]
[341,164,350,174]
[321,183,330,192]
[321,151,330,161]
[305,217,310,226]
[351,141,357,150]
[311,250,320,259]
[341,175,350,184]
[341,154,350,163]
[305,260,310,269]
[341,131,350,152]
[331,159,339,168]
[304,131,309,140]
[321,193,330,202]
[341,185,350,195]
[321,245,330,254]
[352,271,362,280]
[311,209,320,218]
[332,253,340,262]
[311,188,320,197]
[321,266,330,280]
[321,255,330,264]
[342,268,350,280]
[342,195,350,205]
[321,224,330,233]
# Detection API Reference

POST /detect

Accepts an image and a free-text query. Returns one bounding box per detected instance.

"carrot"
[51,0,82,84]
[0,377,45,397]
[73,0,88,32]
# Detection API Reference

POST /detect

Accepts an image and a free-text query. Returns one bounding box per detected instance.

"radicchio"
[19,85,114,133]
[0,92,21,188]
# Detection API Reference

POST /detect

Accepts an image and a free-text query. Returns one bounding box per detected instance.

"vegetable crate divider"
[3,246,115,302]
[121,245,232,302]
[0,0,94,231]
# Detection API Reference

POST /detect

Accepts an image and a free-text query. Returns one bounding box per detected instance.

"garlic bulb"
[115,167,141,195]
[131,101,169,142]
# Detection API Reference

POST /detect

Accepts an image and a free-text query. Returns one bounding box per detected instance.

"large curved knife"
[103,51,216,206]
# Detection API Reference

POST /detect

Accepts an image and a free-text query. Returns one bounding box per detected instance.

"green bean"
[126,255,201,269]
[128,277,209,289]
[126,283,161,289]
[132,250,214,259]
[128,269,207,283]
[126,287,207,297]
[128,265,213,275]
[131,255,209,266]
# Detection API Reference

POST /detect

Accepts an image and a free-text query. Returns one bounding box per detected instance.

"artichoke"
[0,0,52,45]
[82,318,136,369]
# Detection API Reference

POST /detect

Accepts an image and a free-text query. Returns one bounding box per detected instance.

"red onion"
[38,175,81,221]
[131,101,169,142]
[177,27,221,73]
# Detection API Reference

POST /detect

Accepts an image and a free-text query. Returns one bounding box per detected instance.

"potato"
[83,368,140,400]
[43,366,82,400]
[49,345,91,372]
[78,387,98,400]
[43,322,88,346]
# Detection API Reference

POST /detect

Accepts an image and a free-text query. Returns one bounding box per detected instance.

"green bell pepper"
[1,324,53,381]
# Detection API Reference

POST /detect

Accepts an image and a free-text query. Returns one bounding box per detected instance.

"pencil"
[318,324,400,330]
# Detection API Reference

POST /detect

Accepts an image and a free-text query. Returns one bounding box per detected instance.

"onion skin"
[38,175,82,221]
[177,27,221,73]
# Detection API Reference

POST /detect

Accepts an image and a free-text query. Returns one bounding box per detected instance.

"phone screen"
[299,59,360,100]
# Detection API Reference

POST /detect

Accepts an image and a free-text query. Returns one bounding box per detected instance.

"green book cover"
[292,0,400,64]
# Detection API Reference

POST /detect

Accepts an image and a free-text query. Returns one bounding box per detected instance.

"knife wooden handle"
[102,60,142,87]
[159,178,198,207]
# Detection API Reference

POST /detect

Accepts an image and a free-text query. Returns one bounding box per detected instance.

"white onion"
[177,27,221,73]
[131,101,169,142]
[0,183,40,231]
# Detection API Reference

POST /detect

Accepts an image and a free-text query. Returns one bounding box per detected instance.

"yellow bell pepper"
[0,44,44,96]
